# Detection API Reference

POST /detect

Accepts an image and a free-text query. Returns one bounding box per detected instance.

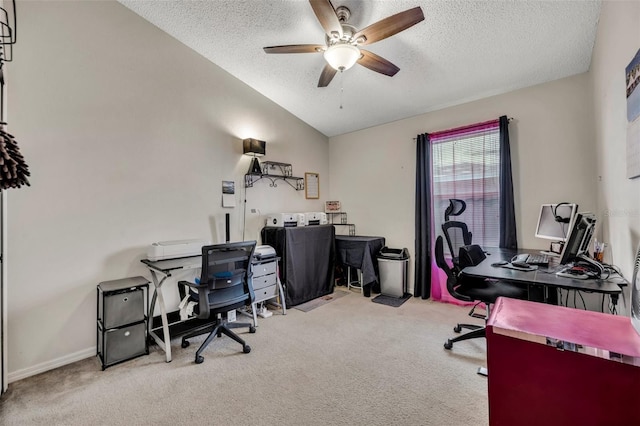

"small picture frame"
[305,172,319,199]
[325,200,341,213]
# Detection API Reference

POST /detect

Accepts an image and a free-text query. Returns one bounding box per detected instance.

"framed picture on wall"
[626,48,640,179]
[305,172,319,199]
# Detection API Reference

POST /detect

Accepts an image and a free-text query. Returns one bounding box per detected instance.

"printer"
[303,212,328,226]
[147,238,210,261]
[253,245,277,260]
[265,213,299,227]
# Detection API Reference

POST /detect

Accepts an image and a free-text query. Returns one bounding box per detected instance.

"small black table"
[335,235,385,297]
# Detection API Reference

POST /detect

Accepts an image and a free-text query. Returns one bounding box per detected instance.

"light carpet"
[0,291,489,425]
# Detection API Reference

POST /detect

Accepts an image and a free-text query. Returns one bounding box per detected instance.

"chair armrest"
[177,280,211,320]
[246,271,255,304]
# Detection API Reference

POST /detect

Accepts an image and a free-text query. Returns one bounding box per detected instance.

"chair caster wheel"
[181,340,190,348]
[195,355,204,364]
[454,325,462,333]
[249,326,256,333]
[243,345,251,354]
[444,340,453,350]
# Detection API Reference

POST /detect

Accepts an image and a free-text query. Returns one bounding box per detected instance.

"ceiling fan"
[263,0,425,87]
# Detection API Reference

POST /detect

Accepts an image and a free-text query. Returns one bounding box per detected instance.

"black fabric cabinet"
[261,225,335,306]
[97,276,149,370]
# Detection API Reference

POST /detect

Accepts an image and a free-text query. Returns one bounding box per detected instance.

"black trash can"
[377,247,409,298]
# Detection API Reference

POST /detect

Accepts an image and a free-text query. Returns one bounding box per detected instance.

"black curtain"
[414,133,431,299]
[498,115,517,249]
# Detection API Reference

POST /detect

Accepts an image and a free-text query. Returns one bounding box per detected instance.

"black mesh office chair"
[178,241,256,364]
[444,198,466,222]
[435,236,527,350]
[442,221,472,265]
[442,199,473,267]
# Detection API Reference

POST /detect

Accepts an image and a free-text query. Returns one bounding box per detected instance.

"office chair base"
[454,323,483,333]
[194,343,250,364]
[444,326,486,350]
[182,319,255,363]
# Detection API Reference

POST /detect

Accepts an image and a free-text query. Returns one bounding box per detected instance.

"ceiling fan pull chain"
[340,70,344,109]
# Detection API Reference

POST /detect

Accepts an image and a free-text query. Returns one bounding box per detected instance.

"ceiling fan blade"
[309,0,343,39]
[358,50,400,77]
[353,7,425,46]
[318,64,337,87]
[264,44,325,54]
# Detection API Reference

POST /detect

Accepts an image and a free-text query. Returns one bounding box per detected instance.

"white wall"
[329,73,597,294]
[591,1,640,306]
[6,1,329,379]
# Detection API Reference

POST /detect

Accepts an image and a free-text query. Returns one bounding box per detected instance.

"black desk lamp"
[243,138,266,174]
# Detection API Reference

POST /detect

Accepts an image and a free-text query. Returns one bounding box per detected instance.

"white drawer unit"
[254,284,279,302]
[253,260,277,279]
[249,256,286,325]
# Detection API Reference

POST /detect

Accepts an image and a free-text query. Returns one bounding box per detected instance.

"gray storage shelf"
[326,212,356,236]
[97,276,150,370]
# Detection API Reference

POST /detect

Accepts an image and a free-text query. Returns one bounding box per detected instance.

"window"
[431,120,500,247]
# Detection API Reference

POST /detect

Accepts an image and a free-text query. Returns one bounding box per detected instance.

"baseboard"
[8,347,95,383]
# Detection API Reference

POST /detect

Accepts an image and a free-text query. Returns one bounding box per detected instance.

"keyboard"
[512,253,550,266]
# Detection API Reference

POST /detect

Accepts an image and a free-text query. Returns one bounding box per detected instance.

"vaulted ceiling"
[119,0,601,137]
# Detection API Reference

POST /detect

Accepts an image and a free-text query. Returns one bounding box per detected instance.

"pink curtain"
[429,119,500,304]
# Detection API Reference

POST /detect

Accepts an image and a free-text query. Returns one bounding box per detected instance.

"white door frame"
[1,191,6,394]
[1,0,8,392]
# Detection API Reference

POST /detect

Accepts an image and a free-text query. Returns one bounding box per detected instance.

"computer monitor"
[535,203,578,241]
[559,212,597,266]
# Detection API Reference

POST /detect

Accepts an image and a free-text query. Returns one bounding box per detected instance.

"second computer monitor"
[535,203,578,242]
[559,212,597,265]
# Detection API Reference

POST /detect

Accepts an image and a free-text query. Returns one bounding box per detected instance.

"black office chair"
[442,199,473,267]
[178,241,257,364]
[435,236,527,350]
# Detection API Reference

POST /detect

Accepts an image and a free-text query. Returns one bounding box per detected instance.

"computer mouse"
[491,261,508,267]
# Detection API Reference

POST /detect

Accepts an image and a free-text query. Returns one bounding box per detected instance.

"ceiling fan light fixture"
[324,43,360,71]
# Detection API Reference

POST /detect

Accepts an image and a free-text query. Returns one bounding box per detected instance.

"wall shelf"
[326,212,355,236]
[245,161,304,190]
[261,161,293,176]
[333,223,356,236]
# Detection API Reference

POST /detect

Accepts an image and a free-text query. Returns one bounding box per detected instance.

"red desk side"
[486,297,640,426]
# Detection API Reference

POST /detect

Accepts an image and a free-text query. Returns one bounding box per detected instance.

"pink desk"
[486,297,640,426]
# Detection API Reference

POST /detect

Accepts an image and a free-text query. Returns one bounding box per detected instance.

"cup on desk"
[594,241,606,263]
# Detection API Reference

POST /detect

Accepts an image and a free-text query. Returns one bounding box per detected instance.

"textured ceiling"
[118,0,601,137]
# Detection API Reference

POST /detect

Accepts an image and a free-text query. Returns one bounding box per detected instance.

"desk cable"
[558,288,587,310]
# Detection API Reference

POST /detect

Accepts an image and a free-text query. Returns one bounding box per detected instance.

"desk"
[487,297,640,426]
[460,247,625,309]
[335,235,385,296]
[141,256,201,363]
[261,225,335,306]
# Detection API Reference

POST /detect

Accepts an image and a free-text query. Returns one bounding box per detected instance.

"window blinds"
[431,120,500,247]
